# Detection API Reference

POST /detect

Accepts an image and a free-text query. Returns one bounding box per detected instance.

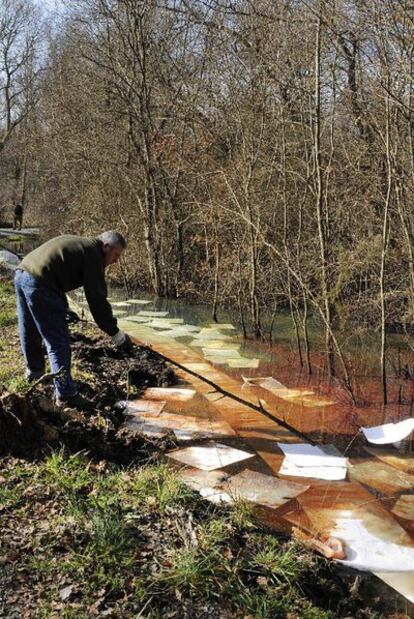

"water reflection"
[103,287,414,441]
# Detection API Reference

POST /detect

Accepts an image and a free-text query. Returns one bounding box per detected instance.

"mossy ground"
[0,277,410,618]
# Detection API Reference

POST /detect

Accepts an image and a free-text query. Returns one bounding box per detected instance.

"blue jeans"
[14,270,77,399]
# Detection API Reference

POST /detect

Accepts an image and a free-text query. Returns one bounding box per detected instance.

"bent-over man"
[14,231,133,411]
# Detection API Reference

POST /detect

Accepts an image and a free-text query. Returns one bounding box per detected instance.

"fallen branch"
[25,368,65,396]
[0,370,63,415]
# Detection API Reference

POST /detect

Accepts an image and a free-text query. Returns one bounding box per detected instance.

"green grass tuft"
[6,376,31,393]
[130,462,197,512]
[250,535,303,586]
[41,450,93,495]
[0,311,17,327]
[229,497,258,530]
[153,544,225,597]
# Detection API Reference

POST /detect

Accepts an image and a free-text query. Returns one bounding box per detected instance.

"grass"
[6,376,31,393]
[3,451,370,618]
[0,280,17,327]
[4,234,25,242]
[40,450,93,494]
[0,280,16,310]
[0,310,16,327]
[0,279,24,389]
[130,462,196,512]
[71,360,98,385]
[249,534,303,586]
[154,544,226,596]
[2,442,401,619]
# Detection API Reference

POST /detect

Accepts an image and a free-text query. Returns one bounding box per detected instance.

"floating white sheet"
[392,494,414,520]
[167,442,255,471]
[196,329,232,340]
[374,572,414,603]
[227,358,260,369]
[242,376,335,407]
[124,315,151,323]
[242,376,313,397]
[279,461,347,481]
[334,515,414,572]
[242,376,284,389]
[149,318,185,326]
[204,356,228,365]
[361,418,414,445]
[138,310,170,317]
[144,387,196,401]
[202,348,242,358]
[260,377,285,389]
[199,487,232,503]
[202,340,240,350]
[123,399,166,416]
[125,299,152,305]
[168,324,200,333]
[207,323,236,330]
[191,334,233,343]
[277,442,348,481]
[155,327,199,338]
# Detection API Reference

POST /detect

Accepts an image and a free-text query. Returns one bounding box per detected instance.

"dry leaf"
[59,585,74,601]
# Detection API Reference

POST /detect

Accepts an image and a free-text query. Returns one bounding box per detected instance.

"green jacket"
[20,235,118,336]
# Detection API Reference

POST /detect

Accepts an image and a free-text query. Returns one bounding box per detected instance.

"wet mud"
[0,327,178,463]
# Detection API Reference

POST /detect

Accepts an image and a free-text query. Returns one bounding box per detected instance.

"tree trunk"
[380,89,392,405]
[314,4,335,376]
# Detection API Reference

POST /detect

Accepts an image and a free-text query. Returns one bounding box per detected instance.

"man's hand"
[111,330,134,353]
[119,333,134,353]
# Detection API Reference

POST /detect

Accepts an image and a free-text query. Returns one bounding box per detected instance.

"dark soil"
[0,324,178,463]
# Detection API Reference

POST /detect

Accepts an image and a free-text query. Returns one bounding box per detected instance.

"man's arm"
[83,255,118,336]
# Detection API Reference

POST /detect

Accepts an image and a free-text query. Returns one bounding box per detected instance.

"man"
[14,231,133,411]
[13,204,23,230]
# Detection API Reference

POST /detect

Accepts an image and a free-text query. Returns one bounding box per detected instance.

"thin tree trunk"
[281,109,303,366]
[268,300,278,345]
[380,90,392,405]
[237,248,247,339]
[314,4,335,376]
[212,241,220,323]
[302,291,312,375]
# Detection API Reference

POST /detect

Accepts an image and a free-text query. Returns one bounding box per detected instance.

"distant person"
[14,231,133,411]
[13,204,23,230]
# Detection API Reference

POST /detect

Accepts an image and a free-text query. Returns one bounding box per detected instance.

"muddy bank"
[0,325,178,463]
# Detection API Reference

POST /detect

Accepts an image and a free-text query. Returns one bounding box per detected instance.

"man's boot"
[56,393,95,412]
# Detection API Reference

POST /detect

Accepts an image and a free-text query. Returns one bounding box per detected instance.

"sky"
[35,0,64,15]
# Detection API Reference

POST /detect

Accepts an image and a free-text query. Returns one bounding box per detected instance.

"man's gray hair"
[98,230,127,248]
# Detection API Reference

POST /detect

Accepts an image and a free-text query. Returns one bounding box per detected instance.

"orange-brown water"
[71,293,414,605]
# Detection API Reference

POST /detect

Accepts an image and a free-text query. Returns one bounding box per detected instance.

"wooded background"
[2,0,414,396]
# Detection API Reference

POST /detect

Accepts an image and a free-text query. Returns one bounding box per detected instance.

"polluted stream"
[2,232,414,611]
[68,287,414,611]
